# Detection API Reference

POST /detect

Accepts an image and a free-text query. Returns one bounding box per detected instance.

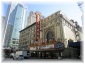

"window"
[48,17,50,20]
[13,41,15,44]
[65,22,68,26]
[69,24,71,28]
[70,25,72,29]
[28,29,30,31]
[67,23,69,27]
[63,20,65,24]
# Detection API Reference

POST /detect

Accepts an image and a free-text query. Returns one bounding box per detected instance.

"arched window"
[46,31,54,43]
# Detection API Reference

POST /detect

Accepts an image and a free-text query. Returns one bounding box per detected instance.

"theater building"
[19,10,82,58]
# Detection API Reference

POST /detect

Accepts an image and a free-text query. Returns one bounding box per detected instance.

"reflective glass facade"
[10,4,27,46]
[4,2,27,47]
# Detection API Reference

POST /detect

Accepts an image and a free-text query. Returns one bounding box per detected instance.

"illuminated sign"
[30,47,36,50]
[36,12,40,41]
[30,44,54,50]
[56,43,64,49]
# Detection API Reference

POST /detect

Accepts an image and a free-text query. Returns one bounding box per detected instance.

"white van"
[13,51,29,60]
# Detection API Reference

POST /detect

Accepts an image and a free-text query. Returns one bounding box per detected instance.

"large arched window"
[46,31,54,43]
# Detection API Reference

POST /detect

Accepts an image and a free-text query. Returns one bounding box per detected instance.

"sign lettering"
[30,44,54,50]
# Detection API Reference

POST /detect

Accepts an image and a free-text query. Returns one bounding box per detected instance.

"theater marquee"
[30,44,54,50]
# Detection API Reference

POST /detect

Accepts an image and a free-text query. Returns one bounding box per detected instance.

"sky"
[1,1,82,27]
[1,2,9,17]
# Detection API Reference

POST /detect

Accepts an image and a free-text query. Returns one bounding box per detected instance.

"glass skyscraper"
[3,2,27,47]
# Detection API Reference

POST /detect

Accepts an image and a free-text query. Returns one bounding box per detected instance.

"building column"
[50,52,53,58]
[43,52,46,58]
[39,52,41,58]
[54,23,57,41]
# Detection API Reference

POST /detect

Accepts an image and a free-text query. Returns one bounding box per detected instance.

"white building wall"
[79,31,83,41]
[63,24,76,47]
[27,11,36,26]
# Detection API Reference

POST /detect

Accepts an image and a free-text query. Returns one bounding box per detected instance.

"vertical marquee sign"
[35,12,41,41]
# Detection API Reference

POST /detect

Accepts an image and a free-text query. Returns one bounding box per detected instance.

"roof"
[20,22,36,32]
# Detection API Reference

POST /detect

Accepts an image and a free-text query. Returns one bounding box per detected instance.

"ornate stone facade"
[19,10,82,50]
[19,23,36,50]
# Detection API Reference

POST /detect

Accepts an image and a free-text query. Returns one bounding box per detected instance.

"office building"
[27,11,36,26]
[3,2,27,48]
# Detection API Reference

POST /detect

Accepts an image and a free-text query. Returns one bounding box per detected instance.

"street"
[2,57,82,63]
